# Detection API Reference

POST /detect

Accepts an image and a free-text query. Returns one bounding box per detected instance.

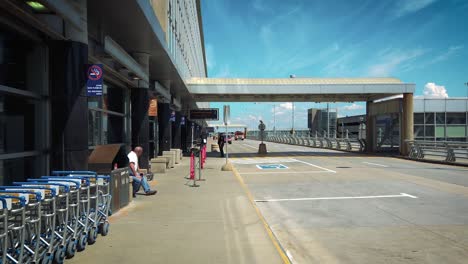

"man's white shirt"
[127,151,139,171]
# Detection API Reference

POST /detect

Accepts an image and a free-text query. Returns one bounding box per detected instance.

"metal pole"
[273,103,276,133]
[225,124,228,164]
[465,83,468,142]
[342,121,344,138]
[191,124,194,149]
[292,102,295,132]
[198,148,204,181]
[327,103,330,138]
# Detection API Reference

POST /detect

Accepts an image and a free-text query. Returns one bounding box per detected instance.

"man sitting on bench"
[128,146,157,197]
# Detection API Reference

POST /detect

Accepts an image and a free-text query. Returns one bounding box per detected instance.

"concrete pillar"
[172,112,182,148]
[401,93,414,155]
[158,102,172,155]
[366,101,375,152]
[180,116,188,153]
[131,88,149,169]
[130,53,150,169]
[49,0,88,170]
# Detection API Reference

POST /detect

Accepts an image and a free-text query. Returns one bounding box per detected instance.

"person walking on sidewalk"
[128,146,157,197]
[217,133,225,157]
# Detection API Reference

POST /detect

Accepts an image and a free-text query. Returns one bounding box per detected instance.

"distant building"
[413,98,468,142]
[337,98,468,143]
[337,115,366,139]
[307,108,337,137]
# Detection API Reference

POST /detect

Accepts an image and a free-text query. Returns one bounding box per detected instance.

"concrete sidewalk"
[67,150,284,264]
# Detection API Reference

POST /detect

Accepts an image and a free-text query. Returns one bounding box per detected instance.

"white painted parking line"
[255,193,418,202]
[230,158,299,164]
[286,250,296,264]
[240,170,334,175]
[363,162,389,167]
[242,144,258,150]
[294,159,337,173]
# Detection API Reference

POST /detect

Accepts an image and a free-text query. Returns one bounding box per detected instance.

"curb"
[231,165,292,264]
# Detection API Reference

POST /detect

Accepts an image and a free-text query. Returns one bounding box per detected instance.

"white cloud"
[278,102,293,110]
[429,45,463,64]
[340,103,364,111]
[247,115,256,120]
[322,50,357,76]
[423,82,448,98]
[395,0,438,17]
[367,48,428,76]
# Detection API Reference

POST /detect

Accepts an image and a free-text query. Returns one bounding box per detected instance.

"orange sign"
[148,99,158,116]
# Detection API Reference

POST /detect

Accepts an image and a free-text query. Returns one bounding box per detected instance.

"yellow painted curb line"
[231,166,292,264]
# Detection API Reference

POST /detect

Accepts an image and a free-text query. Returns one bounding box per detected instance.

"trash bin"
[109,168,130,213]
[88,144,130,213]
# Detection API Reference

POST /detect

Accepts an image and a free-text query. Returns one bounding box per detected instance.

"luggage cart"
[20,181,70,264]
[0,189,43,263]
[0,195,27,264]
[52,171,111,239]
[1,186,56,264]
[42,176,90,252]
[33,178,81,260]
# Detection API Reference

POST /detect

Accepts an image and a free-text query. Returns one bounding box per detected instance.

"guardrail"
[246,135,366,152]
[406,140,468,165]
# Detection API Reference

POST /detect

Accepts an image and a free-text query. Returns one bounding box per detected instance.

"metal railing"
[406,140,468,165]
[246,134,366,152]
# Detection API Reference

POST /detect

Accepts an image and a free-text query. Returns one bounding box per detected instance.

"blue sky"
[201,0,468,129]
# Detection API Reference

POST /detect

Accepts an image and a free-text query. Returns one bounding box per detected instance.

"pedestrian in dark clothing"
[217,133,225,157]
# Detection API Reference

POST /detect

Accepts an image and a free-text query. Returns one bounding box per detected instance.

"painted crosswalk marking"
[255,193,418,203]
[230,157,299,164]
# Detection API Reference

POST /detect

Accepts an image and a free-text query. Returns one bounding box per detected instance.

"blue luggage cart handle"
[33,178,81,188]
[42,176,90,186]
[0,196,26,207]
[0,189,42,201]
[9,184,57,196]
[52,170,97,176]
[16,182,70,193]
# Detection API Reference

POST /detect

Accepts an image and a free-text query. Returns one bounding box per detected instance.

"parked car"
[234,131,245,140]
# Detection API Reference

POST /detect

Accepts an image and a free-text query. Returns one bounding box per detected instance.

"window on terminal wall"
[425,113,435,125]
[436,113,445,125]
[87,83,127,147]
[446,113,466,124]
[424,125,435,137]
[414,113,424,124]
[414,125,424,138]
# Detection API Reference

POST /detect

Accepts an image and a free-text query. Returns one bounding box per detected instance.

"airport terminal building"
[0,0,207,184]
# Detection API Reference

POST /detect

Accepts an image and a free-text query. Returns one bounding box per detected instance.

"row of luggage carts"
[0,170,112,264]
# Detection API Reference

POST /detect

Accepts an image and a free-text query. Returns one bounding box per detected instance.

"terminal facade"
[0,0,207,184]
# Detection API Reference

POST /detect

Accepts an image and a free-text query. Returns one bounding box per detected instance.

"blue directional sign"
[86,64,103,96]
[256,164,288,170]
[170,111,176,122]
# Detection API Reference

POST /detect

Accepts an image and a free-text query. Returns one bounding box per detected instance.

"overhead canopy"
[87,0,206,110]
[187,77,415,102]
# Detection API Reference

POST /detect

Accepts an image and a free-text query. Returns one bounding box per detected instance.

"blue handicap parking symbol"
[256,164,288,170]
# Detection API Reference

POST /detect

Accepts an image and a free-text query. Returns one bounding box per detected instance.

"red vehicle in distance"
[234,131,245,140]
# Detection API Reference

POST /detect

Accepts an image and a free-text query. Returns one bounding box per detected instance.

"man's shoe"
[132,193,137,198]
[145,190,157,196]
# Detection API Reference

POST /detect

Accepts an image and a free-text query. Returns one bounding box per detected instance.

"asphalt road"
[228,139,468,264]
